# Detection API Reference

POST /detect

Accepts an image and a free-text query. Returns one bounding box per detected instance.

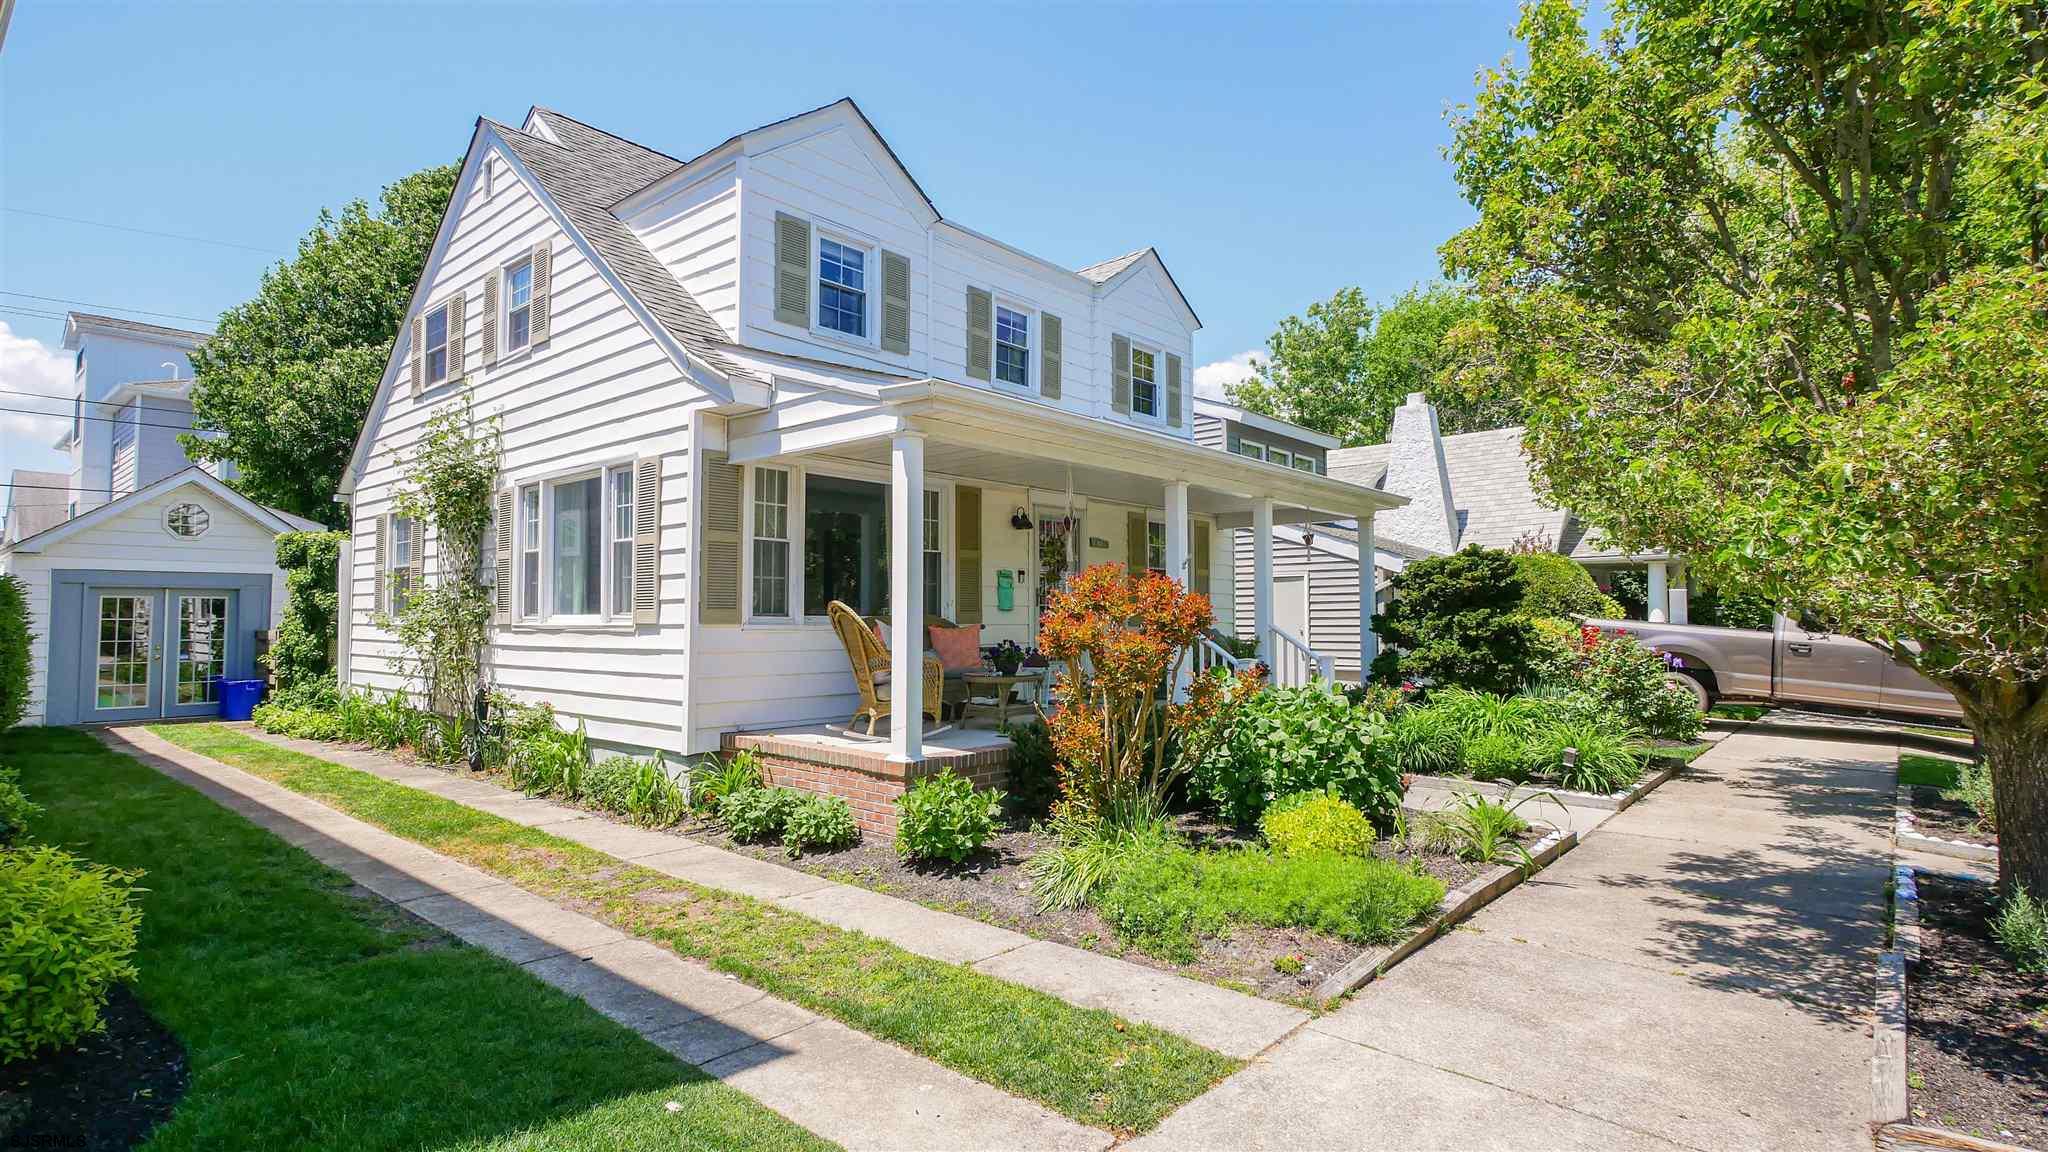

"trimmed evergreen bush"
[1370,546,1540,693]
[1513,553,1624,619]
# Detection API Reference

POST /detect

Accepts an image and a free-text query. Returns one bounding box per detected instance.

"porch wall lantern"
[1010,508,1034,531]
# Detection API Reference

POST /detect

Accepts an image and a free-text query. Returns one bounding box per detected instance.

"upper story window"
[1130,347,1159,418]
[1235,438,1265,461]
[424,304,451,385]
[505,257,534,353]
[818,238,867,338]
[994,306,1030,387]
[1266,446,1293,469]
[1293,456,1320,474]
[74,349,85,377]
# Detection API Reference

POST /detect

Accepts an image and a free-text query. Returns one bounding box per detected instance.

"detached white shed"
[0,468,319,726]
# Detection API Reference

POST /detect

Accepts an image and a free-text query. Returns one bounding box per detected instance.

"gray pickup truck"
[1587,615,1964,721]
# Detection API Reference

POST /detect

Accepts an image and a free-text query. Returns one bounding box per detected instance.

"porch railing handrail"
[1267,625,1333,688]
[1190,632,1250,680]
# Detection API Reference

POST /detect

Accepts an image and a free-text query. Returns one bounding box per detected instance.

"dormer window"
[994,306,1030,387]
[504,257,534,353]
[1130,347,1159,418]
[818,238,867,338]
[424,304,450,385]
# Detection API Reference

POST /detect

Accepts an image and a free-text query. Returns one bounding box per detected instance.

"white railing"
[1191,632,1251,679]
[1267,626,1334,688]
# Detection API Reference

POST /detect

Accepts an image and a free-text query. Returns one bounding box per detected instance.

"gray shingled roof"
[1327,426,1572,555]
[1076,249,1149,284]
[67,312,210,345]
[4,470,70,543]
[492,113,750,383]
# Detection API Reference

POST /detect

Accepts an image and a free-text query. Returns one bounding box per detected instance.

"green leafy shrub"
[580,755,639,812]
[1995,886,2048,973]
[1514,553,1624,619]
[1090,846,1218,962]
[996,721,1059,819]
[896,769,1005,864]
[1183,679,1399,826]
[1369,546,1539,693]
[0,574,31,730]
[1579,633,1703,742]
[1260,791,1376,857]
[1460,732,1534,782]
[720,785,799,843]
[691,751,764,814]
[781,793,859,858]
[268,531,344,693]
[504,706,589,797]
[0,766,42,845]
[1525,615,1584,686]
[0,845,144,1061]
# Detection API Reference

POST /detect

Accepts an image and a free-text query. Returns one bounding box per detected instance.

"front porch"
[721,723,1012,835]
[701,375,1405,765]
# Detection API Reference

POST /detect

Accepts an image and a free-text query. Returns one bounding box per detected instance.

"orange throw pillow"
[928,624,983,671]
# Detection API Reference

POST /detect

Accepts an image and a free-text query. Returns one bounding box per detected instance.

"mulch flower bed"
[686,811,1502,1005]
[1908,873,2048,1147]
[0,986,189,1152]
[1908,787,1997,849]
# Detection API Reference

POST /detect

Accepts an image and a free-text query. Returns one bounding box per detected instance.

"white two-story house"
[335,100,1400,816]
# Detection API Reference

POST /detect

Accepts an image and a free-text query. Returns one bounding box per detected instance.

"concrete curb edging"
[1312,826,1577,1002]
[1894,781,1999,865]
[1873,864,1919,1127]
[1878,1124,2040,1152]
[1403,763,1679,813]
[1709,715,1976,758]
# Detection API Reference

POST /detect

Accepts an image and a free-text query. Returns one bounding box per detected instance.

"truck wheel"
[1665,670,1711,713]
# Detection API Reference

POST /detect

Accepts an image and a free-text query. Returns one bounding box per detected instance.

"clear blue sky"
[1,1,1522,475]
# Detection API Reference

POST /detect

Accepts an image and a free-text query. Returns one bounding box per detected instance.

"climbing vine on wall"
[387,397,499,718]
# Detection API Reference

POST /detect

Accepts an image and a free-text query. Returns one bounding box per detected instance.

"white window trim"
[424,302,452,386]
[517,483,541,621]
[740,459,949,628]
[1126,339,1166,426]
[810,224,880,350]
[1266,446,1293,469]
[1235,437,1267,462]
[387,513,417,616]
[992,298,1034,391]
[1144,513,1168,575]
[508,459,639,629]
[501,253,536,360]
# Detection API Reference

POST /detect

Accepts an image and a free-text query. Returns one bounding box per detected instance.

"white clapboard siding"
[0,487,287,725]
[346,147,712,754]
[925,236,1098,416]
[624,167,742,341]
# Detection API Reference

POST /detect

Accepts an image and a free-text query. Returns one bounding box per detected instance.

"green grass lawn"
[3,726,831,1152]
[1649,740,1716,766]
[144,723,1239,1134]
[1707,702,1771,721]
[1899,752,1969,789]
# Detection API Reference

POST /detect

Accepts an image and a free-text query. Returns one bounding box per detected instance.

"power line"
[4,207,285,256]
[0,291,215,325]
[0,402,221,434]
[0,305,72,323]
[0,386,194,409]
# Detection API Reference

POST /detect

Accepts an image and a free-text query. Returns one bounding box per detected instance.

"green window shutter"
[529,243,552,345]
[409,315,424,397]
[1040,312,1062,400]
[880,250,911,355]
[633,457,661,625]
[446,292,466,383]
[494,489,514,623]
[1111,334,1132,414]
[700,450,742,624]
[482,272,500,366]
[964,286,993,381]
[1127,510,1147,575]
[955,485,982,625]
[374,514,389,615]
[1165,352,1184,428]
[774,213,811,327]
[1191,521,1211,596]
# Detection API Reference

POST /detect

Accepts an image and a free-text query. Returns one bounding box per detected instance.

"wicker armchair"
[828,600,943,735]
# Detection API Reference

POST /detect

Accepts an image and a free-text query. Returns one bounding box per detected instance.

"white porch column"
[1647,560,1669,623]
[1357,513,1377,683]
[1669,562,1690,624]
[889,433,925,764]
[1164,480,1191,698]
[1252,498,1275,664]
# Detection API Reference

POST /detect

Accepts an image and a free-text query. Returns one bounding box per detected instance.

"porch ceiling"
[728,378,1405,527]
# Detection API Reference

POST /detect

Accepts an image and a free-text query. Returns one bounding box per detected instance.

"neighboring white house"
[335,99,1404,776]
[54,312,229,520]
[1230,391,1693,679]
[0,468,323,726]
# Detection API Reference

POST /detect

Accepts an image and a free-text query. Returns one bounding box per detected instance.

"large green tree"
[1446,0,2048,890]
[185,164,458,526]
[1227,282,1523,445]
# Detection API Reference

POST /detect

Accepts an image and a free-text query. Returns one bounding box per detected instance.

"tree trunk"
[1961,676,2048,896]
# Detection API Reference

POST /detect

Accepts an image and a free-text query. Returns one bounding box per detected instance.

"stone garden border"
[1405,761,1681,813]
[1894,780,1998,865]
[1313,825,1578,1001]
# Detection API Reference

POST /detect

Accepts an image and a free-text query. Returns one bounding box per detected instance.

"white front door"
[1275,575,1310,644]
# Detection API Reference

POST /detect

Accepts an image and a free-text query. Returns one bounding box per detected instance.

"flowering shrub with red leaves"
[1037,563,1220,821]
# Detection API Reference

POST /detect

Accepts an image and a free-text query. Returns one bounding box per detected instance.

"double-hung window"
[609,467,635,615]
[519,486,541,619]
[994,306,1030,387]
[752,468,791,618]
[424,304,450,385]
[1146,520,1167,575]
[504,257,534,353]
[1130,346,1159,418]
[923,489,943,612]
[389,516,417,613]
[1235,439,1265,462]
[817,238,867,338]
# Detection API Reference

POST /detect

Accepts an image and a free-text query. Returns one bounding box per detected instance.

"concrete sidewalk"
[105,726,1110,1152]
[231,723,1307,1060]
[1131,730,1896,1152]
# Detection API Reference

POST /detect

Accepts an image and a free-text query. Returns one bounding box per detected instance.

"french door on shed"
[84,587,236,722]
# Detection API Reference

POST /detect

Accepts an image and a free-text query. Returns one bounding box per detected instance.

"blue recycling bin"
[221,679,266,721]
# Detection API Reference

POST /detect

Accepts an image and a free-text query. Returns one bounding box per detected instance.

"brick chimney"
[1375,392,1459,553]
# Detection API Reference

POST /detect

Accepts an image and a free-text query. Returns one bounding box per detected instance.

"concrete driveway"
[1131,730,1895,1152]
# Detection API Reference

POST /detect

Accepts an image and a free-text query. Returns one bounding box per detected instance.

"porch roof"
[727,378,1407,527]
